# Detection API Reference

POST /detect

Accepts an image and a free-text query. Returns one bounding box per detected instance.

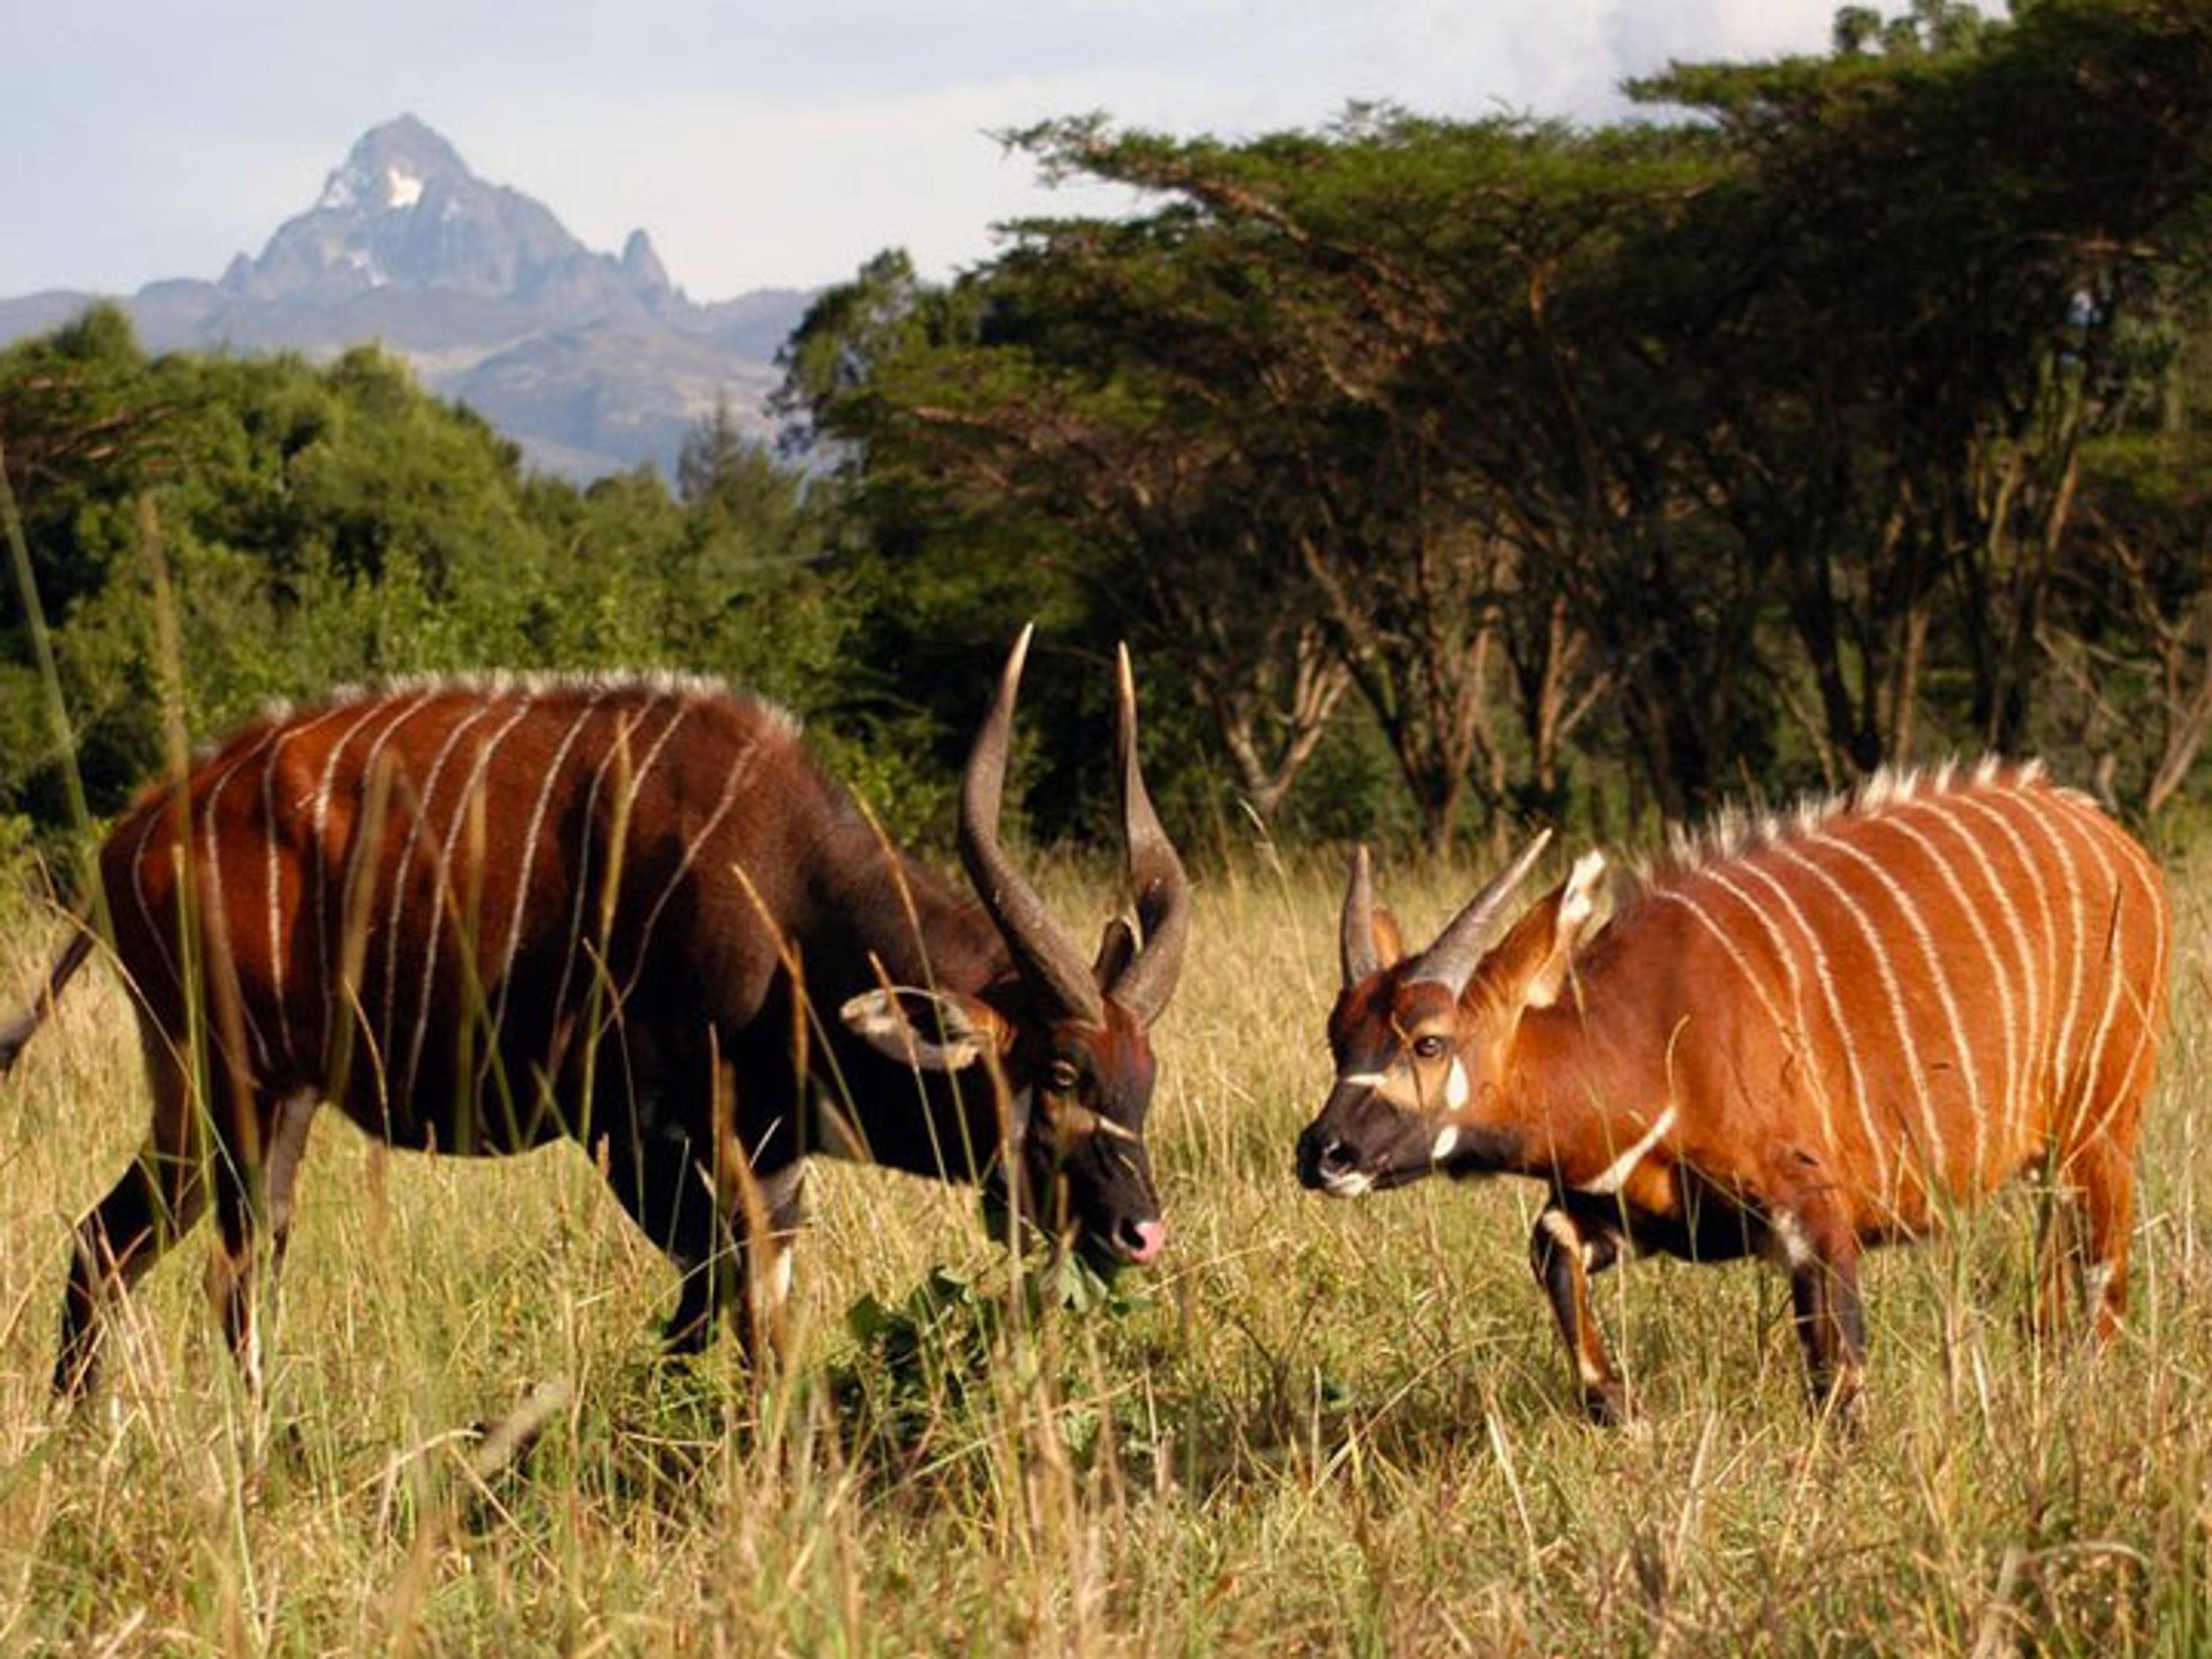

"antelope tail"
[0,928,95,1077]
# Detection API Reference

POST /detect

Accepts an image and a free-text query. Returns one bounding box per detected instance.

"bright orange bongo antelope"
[1296,762,2168,1421]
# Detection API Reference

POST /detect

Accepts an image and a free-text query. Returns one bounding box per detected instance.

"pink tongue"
[1127,1219,1167,1264]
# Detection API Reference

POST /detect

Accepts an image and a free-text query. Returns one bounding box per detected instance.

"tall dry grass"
[0,836,2208,1654]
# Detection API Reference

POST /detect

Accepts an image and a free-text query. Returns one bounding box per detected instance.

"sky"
[6,0,1851,302]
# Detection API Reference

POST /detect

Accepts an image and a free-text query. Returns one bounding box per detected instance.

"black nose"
[1297,1127,1358,1188]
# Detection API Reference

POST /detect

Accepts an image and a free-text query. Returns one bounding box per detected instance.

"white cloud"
[0,0,1855,299]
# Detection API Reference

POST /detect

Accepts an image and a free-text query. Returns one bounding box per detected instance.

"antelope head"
[841,628,1192,1266]
[1296,835,1607,1196]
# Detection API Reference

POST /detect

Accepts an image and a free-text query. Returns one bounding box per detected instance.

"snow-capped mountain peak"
[219,115,664,315]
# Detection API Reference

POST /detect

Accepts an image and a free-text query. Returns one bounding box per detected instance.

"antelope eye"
[1047,1059,1081,1093]
[1412,1035,1449,1061]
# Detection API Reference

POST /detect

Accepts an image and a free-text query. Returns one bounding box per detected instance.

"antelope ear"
[1476,851,1608,1012]
[1093,916,1138,990]
[1372,907,1405,969]
[840,987,1010,1072]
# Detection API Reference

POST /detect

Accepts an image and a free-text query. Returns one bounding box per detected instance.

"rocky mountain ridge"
[0,116,813,479]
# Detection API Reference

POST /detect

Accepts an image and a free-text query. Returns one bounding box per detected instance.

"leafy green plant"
[830,1233,1139,1475]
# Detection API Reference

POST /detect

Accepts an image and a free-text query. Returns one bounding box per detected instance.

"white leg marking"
[1766,1209,1816,1270]
[767,1248,795,1310]
[1575,1104,1677,1197]
[2083,1258,2118,1321]
[1539,1206,1594,1266]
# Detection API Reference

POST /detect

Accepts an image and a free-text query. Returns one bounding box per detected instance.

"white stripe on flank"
[1645,885,1814,1166]
[317,691,437,1046]
[1811,829,1983,1182]
[377,699,505,1076]
[1868,808,2018,1142]
[260,701,355,1071]
[1575,1104,1677,1196]
[1648,888,1795,1043]
[1729,855,1888,1194]
[1696,863,1834,1158]
[2103,830,2168,1121]
[399,697,539,1106]
[624,730,768,991]
[1771,842,1948,1192]
[483,695,605,1058]
[200,729,285,1069]
[1912,796,2039,1145]
[2041,798,2131,1149]
[128,787,183,993]
[1941,790,2058,1108]
[1993,786,2087,1114]
[544,711,651,1052]
[547,698,697,1047]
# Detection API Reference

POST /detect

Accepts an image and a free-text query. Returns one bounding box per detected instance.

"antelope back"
[1607,760,2169,1213]
[1300,760,2170,1221]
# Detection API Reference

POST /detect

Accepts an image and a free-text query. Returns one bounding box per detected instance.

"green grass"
[2,842,2210,1654]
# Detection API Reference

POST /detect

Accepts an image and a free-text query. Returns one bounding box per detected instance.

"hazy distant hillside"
[0,116,814,479]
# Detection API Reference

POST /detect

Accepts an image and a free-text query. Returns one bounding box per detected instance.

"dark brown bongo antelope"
[1296,762,2168,1421]
[2,628,1190,1397]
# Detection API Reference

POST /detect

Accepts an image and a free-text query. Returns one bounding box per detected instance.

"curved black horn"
[960,626,1108,1026]
[1404,828,1554,994]
[1104,642,1190,1028]
[1340,844,1378,988]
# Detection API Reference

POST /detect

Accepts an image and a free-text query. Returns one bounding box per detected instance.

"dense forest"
[6,0,2211,870]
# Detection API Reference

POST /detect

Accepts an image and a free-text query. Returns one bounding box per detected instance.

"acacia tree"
[1002,113,1744,829]
[1638,0,2212,773]
[782,0,2212,842]
[778,224,1360,826]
